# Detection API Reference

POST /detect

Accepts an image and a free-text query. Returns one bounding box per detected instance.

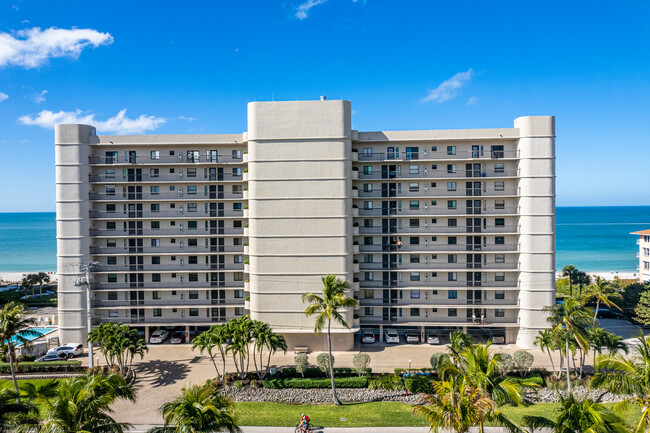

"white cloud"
[467,96,478,106]
[18,108,166,134]
[0,92,8,102]
[295,0,327,19]
[34,90,47,103]
[0,27,113,69]
[420,69,474,103]
[179,115,197,122]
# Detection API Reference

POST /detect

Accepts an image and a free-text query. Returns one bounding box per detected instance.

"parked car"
[384,328,400,344]
[361,331,376,344]
[170,331,185,344]
[405,331,420,344]
[426,333,441,345]
[36,352,67,362]
[597,309,624,319]
[149,329,170,344]
[47,343,84,358]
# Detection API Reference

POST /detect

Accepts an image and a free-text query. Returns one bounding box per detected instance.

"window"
[233,220,242,228]
[410,308,420,317]
[106,185,116,196]
[151,221,160,229]
[448,290,457,299]
[495,309,505,318]
[409,201,419,210]
[448,254,457,263]
[187,168,197,178]
[494,181,505,192]
[409,182,419,192]
[235,307,244,316]
[234,255,243,263]
[448,308,457,317]
[152,256,161,265]
[170,168,175,173]
[150,168,159,178]
[108,274,117,283]
[232,185,242,194]
[447,164,456,174]
[410,237,420,245]
[448,237,457,245]
[447,146,456,155]
[431,164,437,170]
[645,262,650,270]
[363,166,373,175]
[644,248,650,256]
[106,204,116,213]
[364,201,373,210]
[410,290,420,299]
[494,163,504,173]
[409,165,419,174]
[364,272,374,281]
[170,186,175,191]
[363,148,372,156]
[234,272,244,281]
[495,218,505,227]
[495,200,505,210]
[105,169,115,178]
[431,218,437,224]
[189,308,199,317]
[235,290,244,298]
[410,272,420,281]
[188,203,197,212]
[495,236,505,245]
[364,219,373,228]
[107,257,117,265]
[431,200,437,206]
[233,238,243,246]
[233,167,242,176]
[447,182,457,191]
[152,274,161,282]
[495,272,505,281]
[448,218,457,227]
[151,203,160,212]
[232,150,242,159]
[189,290,199,299]
[109,310,118,317]
[363,183,373,192]
[152,291,161,300]
[150,186,159,195]
[108,291,118,300]
[365,307,374,316]
[410,219,419,228]
[233,203,243,211]
[107,239,116,247]
[150,151,160,160]
[188,186,197,195]
[431,146,437,152]
[364,237,373,245]
[495,290,505,299]
[106,222,116,230]
[364,254,373,263]
[188,256,198,264]
[153,308,162,317]
[410,254,420,263]
[495,254,505,263]
[364,290,374,299]
[151,238,160,247]
[448,273,457,282]
[431,182,437,188]
[447,200,457,209]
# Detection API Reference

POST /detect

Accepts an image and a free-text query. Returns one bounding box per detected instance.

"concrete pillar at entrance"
[144,326,150,342]
[462,326,468,334]
[185,325,191,343]
[420,326,425,342]
[379,324,383,342]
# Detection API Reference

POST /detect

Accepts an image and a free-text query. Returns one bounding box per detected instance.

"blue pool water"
[8,327,57,344]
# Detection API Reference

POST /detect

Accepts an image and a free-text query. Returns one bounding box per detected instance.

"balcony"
[359,316,518,326]
[89,193,245,202]
[89,155,244,165]
[355,169,518,180]
[357,225,518,235]
[359,299,519,308]
[89,173,245,183]
[357,244,518,253]
[93,263,245,273]
[358,262,519,271]
[90,246,244,255]
[357,280,519,289]
[93,281,245,290]
[92,299,244,308]
[355,188,518,198]
[90,228,245,237]
[93,317,220,325]
[357,207,517,217]
[89,210,244,219]
[356,150,517,162]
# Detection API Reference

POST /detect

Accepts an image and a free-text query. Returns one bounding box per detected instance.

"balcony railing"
[355,169,518,180]
[357,280,519,289]
[358,316,518,325]
[92,299,244,308]
[90,228,245,237]
[89,193,245,202]
[355,188,518,198]
[93,281,245,290]
[356,150,517,162]
[357,244,518,253]
[358,262,519,271]
[93,317,221,325]
[93,263,244,273]
[90,246,244,255]
[357,207,517,217]
[359,299,518,307]
[357,225,518,235]
[89,173,245,183]
[89,210,244,218]
[89,155,244,165]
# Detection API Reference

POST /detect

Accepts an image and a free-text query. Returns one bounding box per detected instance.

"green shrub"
[316,353,334,376]
[263,377,367,389]
[233,380,243,390]
[394,368,405,375]
[368,374,404,390]
[404,375,434,393]
[352,353,371,376]
[513,350,534,373]
[498,353,516,374]
[429,353,449,370]
[0,361,83,374]
[294,353,309,378]
[250,379,258,388]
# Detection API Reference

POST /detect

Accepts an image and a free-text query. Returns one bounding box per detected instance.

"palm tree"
[192,324,230,380]
[251,322,287,379]
[35,272,51,297]
[227,315,254,378]
[543,298,592,392]
[583,276,623,322]
[448,330,474,363]
[0,388,39,432]
[148,381,240,433]
[593,333,650,432]
[0,301,41,401]
[88,323,147,375]
[438,341,539,406]
[562,265,578,297]
[523,393,627,433]
[534,329,558,377]
[413,377,522,433]
[38,372,135,433]
[576,271,591,296]
[302,274,358,405]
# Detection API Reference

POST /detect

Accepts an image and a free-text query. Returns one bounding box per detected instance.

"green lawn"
[0,378,60,389]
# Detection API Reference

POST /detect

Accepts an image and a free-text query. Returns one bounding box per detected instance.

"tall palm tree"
[148,381,240,433]
[576,271,591,297]
[523,393,628,433]
[251,323,287,379]
[38,372,135,433]
[0,388,39,432]
[36,272,51,297]
[227,315,254,378]
[562,265,578,297]
[543,298,592,392]
[0,302,40,401]
[448,330,474,364]
[302,274,358,405]
[534,329,558,377]
[593,333,650,433]
[192,324,230,380]
[583,276,623,322]
[413,377,522,433]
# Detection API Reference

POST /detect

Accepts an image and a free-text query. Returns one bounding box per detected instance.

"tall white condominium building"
[632,230,650,283]
[56,99,555,350]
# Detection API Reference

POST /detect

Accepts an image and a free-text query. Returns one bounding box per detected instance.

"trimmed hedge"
[263,377,368,389]
[368,374,404,391]
[404,375,434,393]
[278,367,371,378]
[0,361,83,374]
[395,368,434,375]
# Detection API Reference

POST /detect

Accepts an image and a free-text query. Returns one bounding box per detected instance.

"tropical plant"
[34,272,51,297]
[430,352,449,371]
[87,322,148,376]
[352,353,371,376]
[19,379,59,405]
[0,388,39,432]
[576,271,591,296]
[635,290,650,325]
[38,372,135,433]
[226,315,254,378]
[294,353,309,378]
[593,333,650,432]
[413,377,522,433]
[20,275,37,298]
[562,265,578,297]
[523,393,627,433]
[148,381,240,433]
[448,330,474,363]
[251,321,287,379]
[316,352,334,376]
[0,301,40,400]
[192,324,230,380]
[543,297,592,392]
[512,350,534,375]
[302,274,358,405]
[534,329,558,377]
[622,283,648,315]
[583,276,623,321]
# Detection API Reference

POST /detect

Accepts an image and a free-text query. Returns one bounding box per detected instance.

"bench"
[294,346,309,353]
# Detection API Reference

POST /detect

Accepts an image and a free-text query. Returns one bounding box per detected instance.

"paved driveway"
[599,318,642,340]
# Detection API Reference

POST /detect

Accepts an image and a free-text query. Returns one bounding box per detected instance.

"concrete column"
[185,325,191,343]
[144,326,150,342]
[514,116,556,349]
[379,324,384,342]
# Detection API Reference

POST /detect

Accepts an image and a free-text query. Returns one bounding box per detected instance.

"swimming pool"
[9,327,57,344]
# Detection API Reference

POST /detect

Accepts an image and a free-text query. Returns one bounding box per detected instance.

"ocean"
[1,207,649,273]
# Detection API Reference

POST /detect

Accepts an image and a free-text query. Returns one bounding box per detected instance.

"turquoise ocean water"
[1,207,649,273]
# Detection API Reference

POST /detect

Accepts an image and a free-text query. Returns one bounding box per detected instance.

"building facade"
[56,99,555,350]
[632,230,650,283]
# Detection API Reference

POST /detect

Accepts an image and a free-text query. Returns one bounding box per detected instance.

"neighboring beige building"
[56,99,555,350]
[632,230,650,283]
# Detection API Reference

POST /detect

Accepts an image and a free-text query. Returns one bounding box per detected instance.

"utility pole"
[75,261,99,369]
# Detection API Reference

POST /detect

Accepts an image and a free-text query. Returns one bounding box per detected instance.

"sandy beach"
[0,272,58,284]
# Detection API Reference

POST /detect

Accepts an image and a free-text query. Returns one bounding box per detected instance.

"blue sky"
[0,0,649,211]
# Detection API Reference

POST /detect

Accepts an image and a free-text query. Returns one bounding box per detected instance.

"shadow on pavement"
[136,359,192,388]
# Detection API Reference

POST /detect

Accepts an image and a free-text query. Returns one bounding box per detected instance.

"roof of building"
[631,230,650,235]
